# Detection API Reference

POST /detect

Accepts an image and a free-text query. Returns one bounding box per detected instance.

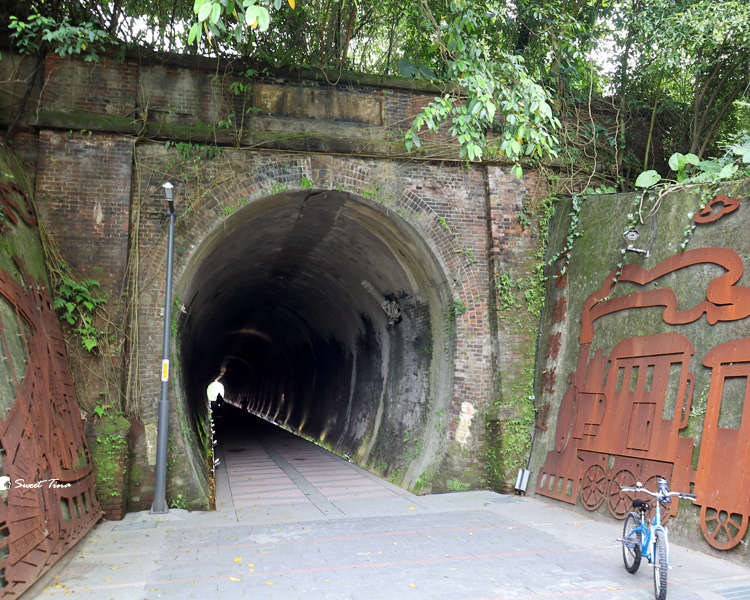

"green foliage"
[169,492,188,509]
[487,190,557,489]
[9,7,109,60]
[52,277,105,352]
[614,0,750,161]
[637,145,750,188]
[195,411,212,466]
[164,141,223,160]
[495,273,517,313]
[449,298,466,320]
[485,372,536,491]
[189,0,293,47]
[635,170,661,189]
[499,418,533,471]
[5,0,747,191]
[497,193,556,320]
[632,140,750,251]
[455,248,476,266]
[269,182,289,195]
[300,176,314,188]
[171,296,181,339]
[412,472,432,494]
[93,427,128,498]
[443,297,467,337]
[217,69,261,146]
[517,198,536,230]
[446,478,471,492]
[404,2,560,175]
[548,193,584,267]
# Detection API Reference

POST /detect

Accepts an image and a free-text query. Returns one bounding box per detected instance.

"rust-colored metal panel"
[579,247,750,344]
[538,244,750,550]
[695,338,750,550]
[537,332,695,517]
[0,259,101,598]
[694,195,740,224]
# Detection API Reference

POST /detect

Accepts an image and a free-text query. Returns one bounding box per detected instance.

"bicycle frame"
[630,500,669,567]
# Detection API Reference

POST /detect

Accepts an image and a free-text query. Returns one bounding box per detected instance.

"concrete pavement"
[30,413,750,600]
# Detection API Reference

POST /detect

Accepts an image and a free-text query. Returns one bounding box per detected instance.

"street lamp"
[151,181,177,514]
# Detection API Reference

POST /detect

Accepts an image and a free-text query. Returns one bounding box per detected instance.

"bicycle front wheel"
[622,512,642,574]
[654,529,668,600]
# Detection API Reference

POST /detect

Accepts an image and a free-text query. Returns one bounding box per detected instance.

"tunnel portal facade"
[19,51,543,510]
[135,149,506,502]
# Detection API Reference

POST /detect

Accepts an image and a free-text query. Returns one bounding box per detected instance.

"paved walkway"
[31,410,750,600]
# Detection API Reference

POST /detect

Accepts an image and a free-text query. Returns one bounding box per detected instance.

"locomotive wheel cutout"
[608,469,636,519]
[700,505,749,550]
[581,464,607,510]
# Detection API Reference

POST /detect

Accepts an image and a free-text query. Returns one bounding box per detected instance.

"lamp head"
[162,181,174,201]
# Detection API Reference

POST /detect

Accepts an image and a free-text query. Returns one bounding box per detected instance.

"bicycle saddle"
[632,499,649,511]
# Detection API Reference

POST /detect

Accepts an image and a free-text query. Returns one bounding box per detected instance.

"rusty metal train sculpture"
[536,195,750,551]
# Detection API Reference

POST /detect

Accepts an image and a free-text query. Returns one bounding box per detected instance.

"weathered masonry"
[1,50,544,515]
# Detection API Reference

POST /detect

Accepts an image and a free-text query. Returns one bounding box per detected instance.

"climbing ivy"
[485,189,557,491]
[52,277,106,351]
[90,412,130,500]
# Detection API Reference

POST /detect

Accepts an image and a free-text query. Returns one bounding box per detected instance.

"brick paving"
[31,415,750,600]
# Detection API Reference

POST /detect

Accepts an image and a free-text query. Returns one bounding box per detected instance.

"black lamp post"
[151,181,176,514]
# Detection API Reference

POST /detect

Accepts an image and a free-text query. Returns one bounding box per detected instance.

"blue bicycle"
[619,478,697,600]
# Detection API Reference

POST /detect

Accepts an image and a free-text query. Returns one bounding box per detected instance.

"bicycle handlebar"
[620,484,697,502]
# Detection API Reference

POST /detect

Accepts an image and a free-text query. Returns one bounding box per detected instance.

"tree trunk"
[643,70,663,172]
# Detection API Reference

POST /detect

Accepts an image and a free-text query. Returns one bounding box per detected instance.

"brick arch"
[135,147,494,499]
[166,153,480,323]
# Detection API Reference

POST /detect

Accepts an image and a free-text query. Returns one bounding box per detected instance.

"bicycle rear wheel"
[654,529,668,600]
[622,512,642,574]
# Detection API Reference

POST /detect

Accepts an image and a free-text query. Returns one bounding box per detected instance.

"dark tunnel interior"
[176,189,455,482]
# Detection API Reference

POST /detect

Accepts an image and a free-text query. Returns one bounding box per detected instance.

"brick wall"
[488,167,548,389]
[34,130,133,408]
[41,54,137,118]
[35,130,132,296]
[487,166,550,486]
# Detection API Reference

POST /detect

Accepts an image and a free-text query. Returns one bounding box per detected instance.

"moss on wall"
[0,146,50,420]
[0,149,47,284]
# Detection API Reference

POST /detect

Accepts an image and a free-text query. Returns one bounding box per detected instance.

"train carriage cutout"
[538,332,695,520]
[696,338,750,550]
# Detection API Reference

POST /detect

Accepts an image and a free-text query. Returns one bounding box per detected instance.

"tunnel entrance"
[176,189,455,490]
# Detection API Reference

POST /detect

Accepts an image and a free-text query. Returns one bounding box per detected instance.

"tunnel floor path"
[214,407,419,522]
[30,407,750,600]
